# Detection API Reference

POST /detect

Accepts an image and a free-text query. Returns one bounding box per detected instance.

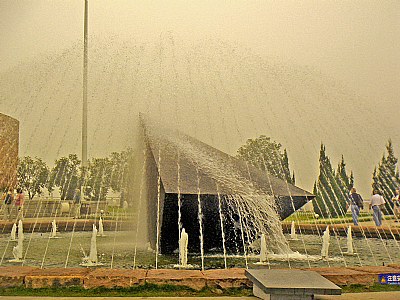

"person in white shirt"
[369,190,386,226]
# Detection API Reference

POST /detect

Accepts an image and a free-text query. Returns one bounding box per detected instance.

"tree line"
[14,135,400,218]
[236,136,399,218]
[16,148,133,201]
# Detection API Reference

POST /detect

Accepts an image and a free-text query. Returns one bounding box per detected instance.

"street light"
[82,0,88,168]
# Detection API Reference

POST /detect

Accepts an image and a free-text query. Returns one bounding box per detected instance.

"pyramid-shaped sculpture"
[133,116,314,253]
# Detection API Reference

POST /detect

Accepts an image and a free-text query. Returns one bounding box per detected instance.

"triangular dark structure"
[133,116,314,253]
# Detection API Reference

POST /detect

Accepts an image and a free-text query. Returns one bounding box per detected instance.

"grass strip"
[0,283,253,297]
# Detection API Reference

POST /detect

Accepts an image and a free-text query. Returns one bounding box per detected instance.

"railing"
[1,196,124,219]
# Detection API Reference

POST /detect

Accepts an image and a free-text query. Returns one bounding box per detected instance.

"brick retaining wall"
[1,265,399,290]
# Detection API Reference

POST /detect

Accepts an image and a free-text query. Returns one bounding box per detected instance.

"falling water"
[196,168,205,271]
[177,151,182,267]
[98,217,105,237]
[346,226,354,255]
[259,234,268,264]
[217,190,227,269]
[144,121,292,257]
[133,147,148,269]
[18,220,24,241]
[155,148,162,269]
[290,221,298,240]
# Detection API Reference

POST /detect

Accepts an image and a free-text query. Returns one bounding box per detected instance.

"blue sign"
[379,274,400,285]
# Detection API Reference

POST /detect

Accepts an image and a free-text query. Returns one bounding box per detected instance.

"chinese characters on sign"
[379,274,400,285]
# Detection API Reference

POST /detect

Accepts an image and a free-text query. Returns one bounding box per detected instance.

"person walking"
[370,190,386,226]
[348,187,364,225]
[14,188,25,220]
[2,188,14,220]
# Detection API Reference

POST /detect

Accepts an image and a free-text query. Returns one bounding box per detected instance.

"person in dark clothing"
[2,188,14,220]
[348,187,364,226]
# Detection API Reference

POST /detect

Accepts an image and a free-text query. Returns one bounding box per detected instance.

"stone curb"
[282,223,400,239]
[24,268,92,289]
[83,268,147,289]
[1,266,399,290]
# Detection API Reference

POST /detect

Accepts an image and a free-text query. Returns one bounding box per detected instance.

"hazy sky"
[0,1,399,196]
[1,1,399,98]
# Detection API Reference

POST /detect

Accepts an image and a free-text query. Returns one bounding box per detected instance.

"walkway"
[1,293,400,299]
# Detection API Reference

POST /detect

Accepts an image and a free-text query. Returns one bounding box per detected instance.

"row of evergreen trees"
[236,135,400,218]
[313,140,400,218]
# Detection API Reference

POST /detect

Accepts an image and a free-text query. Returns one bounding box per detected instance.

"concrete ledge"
[25,268,92,288]
[0,219,133,233]
[0,266,38,288]
[282,223,400,239]
[83,268,147,289]
[146,269,206,291]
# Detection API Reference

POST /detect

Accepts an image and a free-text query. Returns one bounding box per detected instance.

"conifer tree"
[349,171,354,189]
[335,155,351,214]
[372,140,400,213]
[313,181,326,217]
[313,144,351,218]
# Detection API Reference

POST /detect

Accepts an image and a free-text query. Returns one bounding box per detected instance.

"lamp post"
[81,0,89,202]
[82,0,88,168]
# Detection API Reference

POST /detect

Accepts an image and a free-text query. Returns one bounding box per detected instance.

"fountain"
[9,222,24,262]
[49,219,58,238]
[136,117,314,257]
[344,226,355,255]
[98,217,105,237]
[10,223,17,241]
[290,221,298,240]
[80,225,102,267]
[10,238,23,262]
[321,226,330,259]
[178,228,189,268]
[259,234,268,264]
[17,220,24,241]
[0,111,398,269]
[88,225,98,265]
[0,29,397,272]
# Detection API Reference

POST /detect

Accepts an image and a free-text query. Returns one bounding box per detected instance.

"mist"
[0,0,399,196]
